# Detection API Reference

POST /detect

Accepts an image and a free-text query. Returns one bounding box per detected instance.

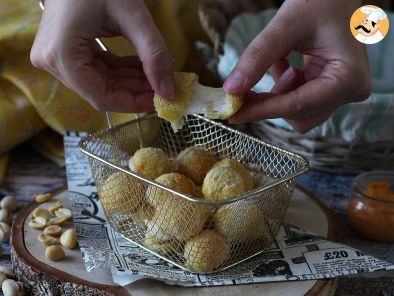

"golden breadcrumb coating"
[98,172,143,215]
[202,167,245,201]
[129,147,171,180]
[131,202,155,228]
[175,147,217,185]
[143,227,175,255]
[213,158,254,191]
[150,198,211,241]
[153,72,243,132]
[184,230,229,272]
[214,205,267,243]
[154,72,198,123]
[145,173,196,207]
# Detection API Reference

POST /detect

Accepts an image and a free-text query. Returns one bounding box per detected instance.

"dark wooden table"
[1,144,393,295]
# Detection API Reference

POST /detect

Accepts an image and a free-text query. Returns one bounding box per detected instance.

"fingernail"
[279,67,295,83]
[160,76,175,99]
[223,70,246,93]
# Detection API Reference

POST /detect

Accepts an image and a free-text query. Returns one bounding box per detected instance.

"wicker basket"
[79,114,308,273]
[198,0,394,173]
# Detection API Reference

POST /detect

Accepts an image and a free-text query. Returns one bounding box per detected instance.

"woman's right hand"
[30,0,175,113]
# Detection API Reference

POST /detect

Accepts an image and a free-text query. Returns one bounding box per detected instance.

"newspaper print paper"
[64,132,394,286]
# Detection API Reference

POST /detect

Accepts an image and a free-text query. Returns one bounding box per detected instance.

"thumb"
[110,0,175,98]
[223,14,297,94]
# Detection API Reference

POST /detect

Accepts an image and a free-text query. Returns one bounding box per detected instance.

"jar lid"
[352,171,394,203]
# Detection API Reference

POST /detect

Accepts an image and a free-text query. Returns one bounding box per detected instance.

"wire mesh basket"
[79,113,309,273]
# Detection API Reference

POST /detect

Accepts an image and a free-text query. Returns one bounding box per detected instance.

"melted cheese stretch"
[154,72,243,132]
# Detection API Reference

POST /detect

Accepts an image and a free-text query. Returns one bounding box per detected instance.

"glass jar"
[347,171,394,242]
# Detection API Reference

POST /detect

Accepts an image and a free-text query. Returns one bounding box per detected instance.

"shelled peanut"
[0,193,25,294]
[27,196,77,262]
[0,264,21,296]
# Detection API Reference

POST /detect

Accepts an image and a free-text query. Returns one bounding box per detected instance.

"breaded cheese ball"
[184,230,229,272]
[150,198,210,242]
[143,227,174,255]
[145,173,196,207]
[202,167,245,201]
[213,158,254,191]
[213,205,267,244]
[154,72,243,132]
[175,147,217,185]
[98,172,143,215]
[131,202,155,228]
[129,147,171,180]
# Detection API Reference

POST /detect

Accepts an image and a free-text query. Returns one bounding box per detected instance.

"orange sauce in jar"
[347,177,394,242]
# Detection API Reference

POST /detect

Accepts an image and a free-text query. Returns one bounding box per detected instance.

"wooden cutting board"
[11,186,337,296]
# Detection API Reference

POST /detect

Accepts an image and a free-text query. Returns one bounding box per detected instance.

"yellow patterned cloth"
[0,0,203,155]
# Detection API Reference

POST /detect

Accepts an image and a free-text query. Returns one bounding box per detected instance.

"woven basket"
[198,0,394,174]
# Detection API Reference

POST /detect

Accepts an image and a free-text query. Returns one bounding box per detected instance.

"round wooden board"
[11,186,337,296]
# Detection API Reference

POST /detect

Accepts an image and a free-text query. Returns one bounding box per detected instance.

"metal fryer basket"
[79,113,309,273]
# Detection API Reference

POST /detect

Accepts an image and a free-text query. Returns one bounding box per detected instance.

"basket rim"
[79,113,310,206]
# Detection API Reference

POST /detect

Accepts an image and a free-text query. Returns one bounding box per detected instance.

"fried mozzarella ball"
[175,147,217,185]
[213,205,267,244]
[98,172,143,215]
[129,147,171,180]
[150,198,211,242]
[213,158,254,191]
[145,173,196,207]
[131,202,155,228]
[154,72,243,132]
[143,227,174,255]
[184,230,229,272]
[202,167,245,201]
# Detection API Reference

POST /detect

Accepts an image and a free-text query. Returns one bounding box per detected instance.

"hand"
[224,0,371,133]
[30,0,175,113]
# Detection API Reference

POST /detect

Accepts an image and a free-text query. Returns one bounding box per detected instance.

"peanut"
[48,201,63,214]
[43,225,62,237]
[45,245,65,261]
[2,279,24,296]
[60,228,77,249]
[33,193,51,203]
[0,209,11,224]
[0,222,11,241]
[28,217,47,230]
[0,273,6,288]
[54,208,72,219]
[32,208,52,220]
[48,216,69,226]
[0,265,15,278]
[0,196,18,212]
[37,233,59,246]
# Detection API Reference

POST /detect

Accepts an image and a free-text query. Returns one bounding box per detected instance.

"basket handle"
[39,0,145,149]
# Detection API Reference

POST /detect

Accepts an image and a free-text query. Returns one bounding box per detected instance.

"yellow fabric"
[0,0,205,154]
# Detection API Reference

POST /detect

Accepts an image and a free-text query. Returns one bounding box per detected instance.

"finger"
[107,68,147,79]
[111,77,152,93]
[110,0,175,98]
[286,111,333,133]
[89,91,154,113]
[242,90,276,102]
[271,66,305,94]
[229,74,344,123]
[95,51,143,69]
[303,55,325,81]
[223,12,298,94]
[59,46,154,112]
[268,58,289,82]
